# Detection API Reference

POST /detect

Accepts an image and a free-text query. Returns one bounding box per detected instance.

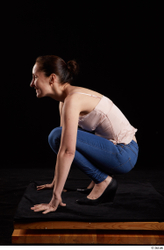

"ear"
[49,74,57,86]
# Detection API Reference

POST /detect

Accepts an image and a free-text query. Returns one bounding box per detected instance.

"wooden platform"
[12,221,164,244]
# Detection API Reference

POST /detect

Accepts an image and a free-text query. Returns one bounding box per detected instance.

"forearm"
[52,170,56,184]
[53,151,74,198]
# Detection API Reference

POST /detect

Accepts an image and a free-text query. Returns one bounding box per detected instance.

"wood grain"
[12,229,164,244]
[14,221,164,230]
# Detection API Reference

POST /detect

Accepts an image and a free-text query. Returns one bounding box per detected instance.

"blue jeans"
[48,127,139,184]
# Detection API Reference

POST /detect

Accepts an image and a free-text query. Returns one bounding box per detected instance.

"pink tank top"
[72,92,137,145]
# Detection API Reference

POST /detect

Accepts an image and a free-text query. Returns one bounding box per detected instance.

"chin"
[36,94,44,98]
[36,91,44,98]
[36,95,42,98]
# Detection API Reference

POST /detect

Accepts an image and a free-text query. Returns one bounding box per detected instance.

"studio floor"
[0,163,164,245]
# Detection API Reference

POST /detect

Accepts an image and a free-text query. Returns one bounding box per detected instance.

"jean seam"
[124,145,138,156]
[78,138,118,155]
[120,157,131,168]
[131,142,139,150]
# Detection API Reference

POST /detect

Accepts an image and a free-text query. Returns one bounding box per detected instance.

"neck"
[60,83,71,102]
[50,83,72,102]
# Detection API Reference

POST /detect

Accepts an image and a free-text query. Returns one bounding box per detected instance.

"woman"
[30,55,138,214]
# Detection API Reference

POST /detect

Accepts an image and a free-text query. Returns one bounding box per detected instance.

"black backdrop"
[2,1,162,169]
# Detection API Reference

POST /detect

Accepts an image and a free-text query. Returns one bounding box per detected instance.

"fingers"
[36,183,53,191]
[31,203,59,214]
[31,204,55,213]
[31,194,66,215]
[31,204,48,212]
[42,202,66,214]
[60,201,66,207]
[36,185,46,191]
[63,189,67,192]
[42,207,56,214]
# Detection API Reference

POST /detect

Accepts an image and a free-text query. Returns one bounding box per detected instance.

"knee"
[48,127,62,153]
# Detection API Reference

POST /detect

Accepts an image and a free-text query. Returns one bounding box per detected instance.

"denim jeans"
[48,127,139,184]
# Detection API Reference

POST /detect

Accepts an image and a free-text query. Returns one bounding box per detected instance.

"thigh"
[48,127,62,154]
[76,129,123,174]
[119,141,139,169]
[76,129,138,175]
[48,127,138,175]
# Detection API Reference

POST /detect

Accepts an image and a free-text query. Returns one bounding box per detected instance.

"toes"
[60,202,66,207]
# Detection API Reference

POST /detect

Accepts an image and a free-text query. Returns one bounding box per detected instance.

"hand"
[36,183,67,193]
[36,183,54,191]
[31,194,66,214]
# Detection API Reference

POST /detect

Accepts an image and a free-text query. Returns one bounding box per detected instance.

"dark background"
[1,1,162,169]
[0,1,163,245]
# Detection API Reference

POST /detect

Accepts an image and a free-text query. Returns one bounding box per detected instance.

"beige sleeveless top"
[72,92,137,145]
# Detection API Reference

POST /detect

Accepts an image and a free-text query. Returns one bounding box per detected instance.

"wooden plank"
[14,221,164,231]
[12,229,164,245]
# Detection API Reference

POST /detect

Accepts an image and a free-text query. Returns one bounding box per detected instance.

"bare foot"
[87,176,112,200]
[87,180,95,189]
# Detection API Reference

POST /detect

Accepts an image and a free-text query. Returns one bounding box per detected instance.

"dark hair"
[35,55,79,84]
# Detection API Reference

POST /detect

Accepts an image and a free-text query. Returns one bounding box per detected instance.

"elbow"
[59,148,75,158]
[64,149,75,157]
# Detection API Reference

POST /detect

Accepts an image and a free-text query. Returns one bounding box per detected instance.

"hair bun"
[67,60,79,75]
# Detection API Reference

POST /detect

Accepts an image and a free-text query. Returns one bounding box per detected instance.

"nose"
[30,79,35,88]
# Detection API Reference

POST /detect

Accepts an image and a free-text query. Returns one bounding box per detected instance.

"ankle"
[97,176,112,188]
[87,176,113,200]
[87,181,95,189]
[105,176,112,184]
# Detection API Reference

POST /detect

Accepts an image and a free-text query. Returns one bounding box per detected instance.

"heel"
[101,178,118,203]
[103,185,117,203]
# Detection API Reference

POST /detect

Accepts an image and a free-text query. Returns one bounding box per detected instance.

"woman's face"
[30,63,51,98]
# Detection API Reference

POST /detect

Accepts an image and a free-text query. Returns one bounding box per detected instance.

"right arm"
[37,101,64,191]
[50,102,64,184]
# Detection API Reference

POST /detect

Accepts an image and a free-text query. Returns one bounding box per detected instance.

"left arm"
[31,96,80,214]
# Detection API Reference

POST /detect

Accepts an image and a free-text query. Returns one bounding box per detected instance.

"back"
[77,94,137,145]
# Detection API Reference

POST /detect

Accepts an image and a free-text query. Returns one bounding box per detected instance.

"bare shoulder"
[59,94,81,119]
[63,93,82,111]
[68,86,103,98]
[64,86,103,115]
